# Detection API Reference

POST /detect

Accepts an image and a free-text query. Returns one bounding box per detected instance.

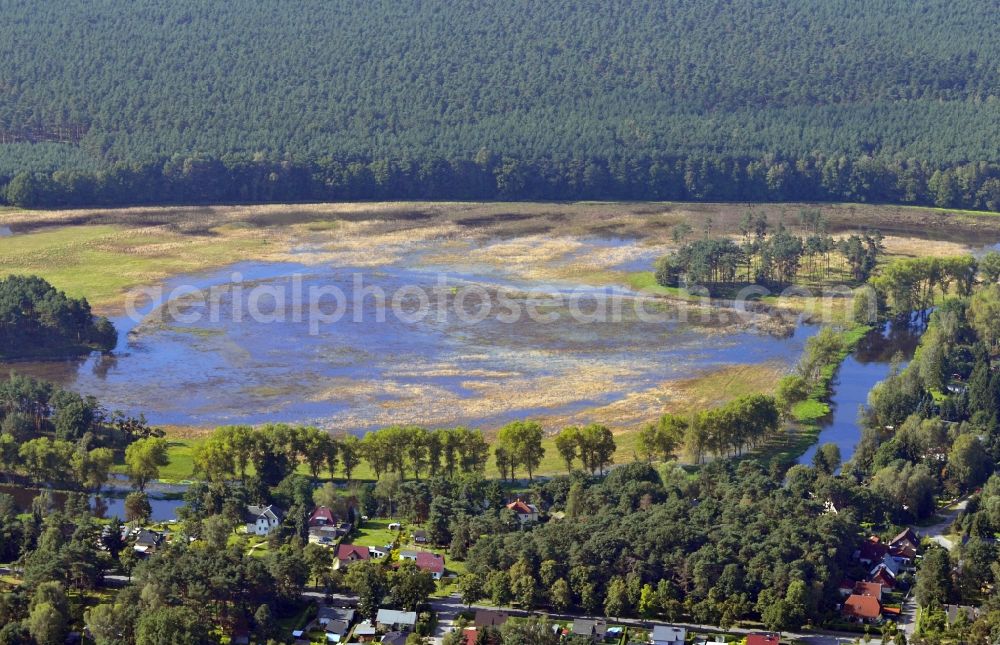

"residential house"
[376,608,417,632]
[317,607,355,643]
[889,527,919,552]
[842,593,882,623]
[411,529,429,544]
[572,618,608,640]
[133,529,164,557]
[353,621,377,642]
[857,536,889,565]
[399,550,446,579]
[650,625,687,645]
[309,506,337,527]
[853,581,883,601]
[746,633,780,645]
[870,566,897,590]
[244,505,284,536]
[870,555,901,579]
[506,499,539,524]
[837,580,856,597]
[334,544,369,570]
[473,610,508,628]
[308,525,341,547]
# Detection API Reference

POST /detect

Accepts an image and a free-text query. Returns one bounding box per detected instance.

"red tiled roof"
[309,506,337,526]
[415,551,445,574]
[871,568,896,588]
[859,536,889,562]
[336,544,369,561]
[853,582,882,598]
[843,594,882,620]
[464,628,478,645]
[746,633,780,645]
[506,499,534,514]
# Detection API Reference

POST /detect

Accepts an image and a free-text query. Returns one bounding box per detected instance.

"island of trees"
[0,275,117,359]
[654,210,885,295]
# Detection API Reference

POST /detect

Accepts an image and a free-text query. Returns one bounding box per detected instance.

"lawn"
[347,519,403,549]
[0,222,273,310]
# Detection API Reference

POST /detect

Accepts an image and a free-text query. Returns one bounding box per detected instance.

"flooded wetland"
[1,201,997,460]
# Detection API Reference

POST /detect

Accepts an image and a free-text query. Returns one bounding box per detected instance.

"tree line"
[0,373,164,490]
[1,0,999,181]
[4,153,1000,212]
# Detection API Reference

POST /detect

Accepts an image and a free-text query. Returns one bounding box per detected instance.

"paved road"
[920,496,969,550]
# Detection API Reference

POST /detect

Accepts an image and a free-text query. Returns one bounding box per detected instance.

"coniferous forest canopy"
[1,0,1000,209]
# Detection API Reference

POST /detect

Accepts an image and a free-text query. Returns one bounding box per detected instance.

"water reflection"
[798,318,925,466]
[0,246,820,430]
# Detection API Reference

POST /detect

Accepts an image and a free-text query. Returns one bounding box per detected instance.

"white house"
[505,499,539,524]
[244,505,284,535]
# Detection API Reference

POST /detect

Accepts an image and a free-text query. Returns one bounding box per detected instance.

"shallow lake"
[0,237,821,431]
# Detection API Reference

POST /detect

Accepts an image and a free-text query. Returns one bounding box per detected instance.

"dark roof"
[858,536,889,562]
[134,529,163,547]
[474,610,508,627]
[572,619,608,637]
[245,504,284,523]
[381,632,408,645]
[890,527,918,547]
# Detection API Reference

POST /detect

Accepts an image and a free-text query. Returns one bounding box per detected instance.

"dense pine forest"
[1,0,999,209]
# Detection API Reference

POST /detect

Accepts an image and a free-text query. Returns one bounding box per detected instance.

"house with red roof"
[746,633,780,645]
[399,549,446,579]
[857,536,889,565]
[870,566,897,590]
[505,499,539,524]
[309,506,337,527]
[853,581,883,601]
[842,593,882,623]
[334,544,369,570]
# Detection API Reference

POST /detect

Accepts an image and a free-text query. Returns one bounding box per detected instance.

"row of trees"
[0,275,116,359]
[192,423,492,487]
[5,153,1000,212]
[636,395,781,464]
